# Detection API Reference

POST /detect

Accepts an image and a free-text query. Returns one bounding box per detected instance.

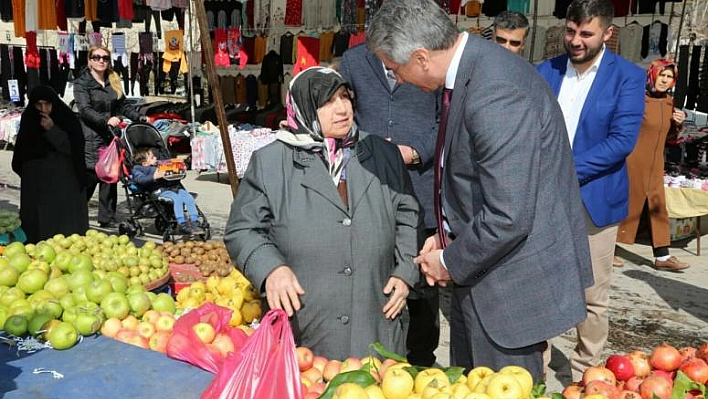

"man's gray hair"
[493,11,530,38]
[366,0,458,65]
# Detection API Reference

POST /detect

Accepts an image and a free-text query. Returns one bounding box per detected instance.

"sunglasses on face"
[494,37,523,47]
[90,55,111,62]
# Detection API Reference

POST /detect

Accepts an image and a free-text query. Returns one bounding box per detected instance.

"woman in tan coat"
[616,59,689,271]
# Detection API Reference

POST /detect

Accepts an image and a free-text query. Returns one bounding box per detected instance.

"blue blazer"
[537,51,645,228]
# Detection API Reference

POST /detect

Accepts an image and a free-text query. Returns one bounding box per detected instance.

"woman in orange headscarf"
[616,59,689,271]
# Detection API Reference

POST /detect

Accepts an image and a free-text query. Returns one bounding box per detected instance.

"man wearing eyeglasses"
[492,11,529,55]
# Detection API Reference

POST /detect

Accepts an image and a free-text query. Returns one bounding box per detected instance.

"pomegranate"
[620,390,643,399]
[679,358,708,385]
[625,376,645,392]
[651,370,676,383]
[585,380,621,399]
[583,365,618,386]
[679,347,698,363]
[628,350,652,377]
[639,374,673,399]
[650,343,683,372]
[607,354,636,382]
[562,383,583,399]
[697,343,708,363]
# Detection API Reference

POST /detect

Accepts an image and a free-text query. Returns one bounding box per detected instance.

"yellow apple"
[474,374,498,393]
[421,383,454,399]
[484,374,524,399]
[451,383,472,399]
[415,368,450,394]
[333,382,368,399]
[364,384,387,399]
[467,367,496,391]
[381,368,415,399]
[464,393,493,399]
[498,366,533,399]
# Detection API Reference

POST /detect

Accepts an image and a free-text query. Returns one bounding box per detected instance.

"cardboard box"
[669,217,697,241]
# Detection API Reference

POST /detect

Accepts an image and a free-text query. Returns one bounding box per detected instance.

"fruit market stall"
[0,334,214,399]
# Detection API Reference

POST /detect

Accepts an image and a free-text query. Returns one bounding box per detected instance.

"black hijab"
[12,85,87,185]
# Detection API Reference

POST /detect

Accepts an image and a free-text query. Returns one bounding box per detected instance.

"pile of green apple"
[0,233,176,351]
[0,209,21,235]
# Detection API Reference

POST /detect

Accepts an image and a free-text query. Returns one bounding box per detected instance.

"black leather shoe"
[99,221,117,228]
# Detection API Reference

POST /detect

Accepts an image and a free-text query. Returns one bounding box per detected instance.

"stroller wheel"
[119,221,138,238]
[155,216,170,234]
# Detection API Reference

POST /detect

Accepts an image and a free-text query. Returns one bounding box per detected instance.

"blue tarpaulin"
[0,334,214,399]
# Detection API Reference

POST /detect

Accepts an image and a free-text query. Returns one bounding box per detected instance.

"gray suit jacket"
[224,131,421,360]
[441,34,594,349]
[339,44,440,229]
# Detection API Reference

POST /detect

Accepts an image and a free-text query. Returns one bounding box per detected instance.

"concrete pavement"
[0,147,706,394]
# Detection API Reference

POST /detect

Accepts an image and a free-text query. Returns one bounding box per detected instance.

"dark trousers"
[406,289,440,366]
[86,169,118,224]
[405,227,441,367]
[451,285,545,381]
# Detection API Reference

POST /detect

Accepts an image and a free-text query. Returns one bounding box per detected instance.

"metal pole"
[673,0,688,59]
[528,0,539,63]
[187,0,196,129]
[194,0,240,197]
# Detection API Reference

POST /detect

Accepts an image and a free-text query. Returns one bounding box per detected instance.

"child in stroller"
[131,147,204,235]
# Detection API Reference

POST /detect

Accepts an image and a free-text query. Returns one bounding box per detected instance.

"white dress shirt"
[557,45,606,148]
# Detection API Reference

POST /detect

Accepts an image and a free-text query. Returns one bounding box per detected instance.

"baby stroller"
[117,122,211,242]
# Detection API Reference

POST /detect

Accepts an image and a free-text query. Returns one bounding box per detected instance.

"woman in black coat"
[12,85,89,243]
[74,46,141,228]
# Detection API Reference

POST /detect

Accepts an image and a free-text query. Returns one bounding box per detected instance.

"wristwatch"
[411,148,421,165]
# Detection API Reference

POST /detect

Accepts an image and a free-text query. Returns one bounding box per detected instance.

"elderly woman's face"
[654,69,675,93]
[317,86,354,139]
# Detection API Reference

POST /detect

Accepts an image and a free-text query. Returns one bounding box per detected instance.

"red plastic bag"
[200,309,303,399]
[95,136,122,183]
[166,303,248,373]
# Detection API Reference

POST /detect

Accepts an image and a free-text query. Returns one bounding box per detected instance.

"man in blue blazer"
[339,44,441,367]
[537,0,645,381]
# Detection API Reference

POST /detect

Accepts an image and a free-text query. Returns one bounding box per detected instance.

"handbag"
[95,135,122,183]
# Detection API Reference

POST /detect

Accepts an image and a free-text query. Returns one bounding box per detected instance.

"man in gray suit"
[367,0,594,380]
[338,44,441,367]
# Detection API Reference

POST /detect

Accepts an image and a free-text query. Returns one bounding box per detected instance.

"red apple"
[697,344,708,363]
[296,346,315,372]
[301,367,323,384]
[148,331,171,353]
[137,321,156,339]
[340,357,362,373]
[323,359,341,382]
[192,322,216,344]
[312,356,328,374]
[212,333,235,356]
[100,317,123,338]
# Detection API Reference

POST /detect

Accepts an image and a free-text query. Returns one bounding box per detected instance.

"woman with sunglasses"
[74,46,142,229]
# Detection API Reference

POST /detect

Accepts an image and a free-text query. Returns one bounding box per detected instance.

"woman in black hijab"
[12,85,89,243]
